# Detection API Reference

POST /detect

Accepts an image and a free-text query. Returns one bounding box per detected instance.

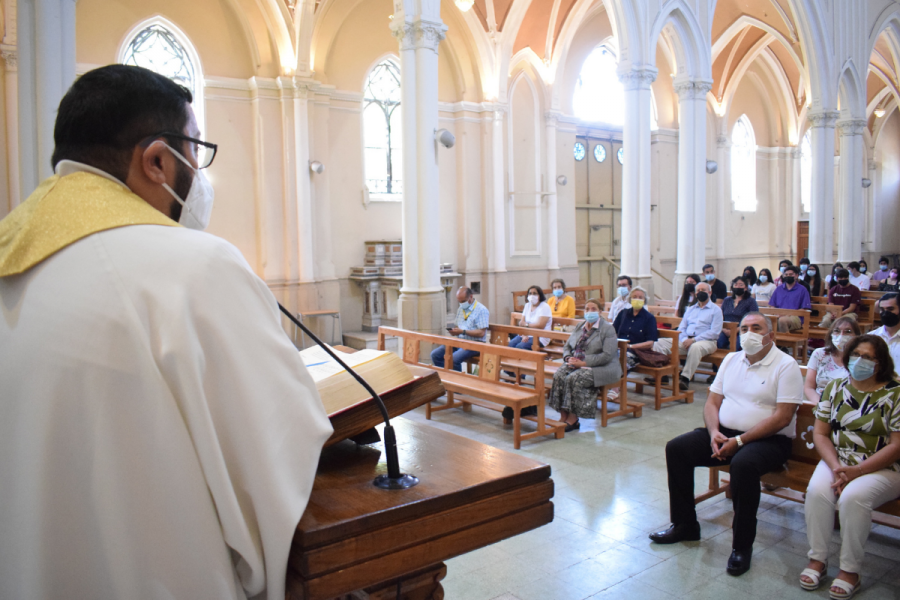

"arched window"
[800,130,812,214]
[119,18,204,130]
[573,46,624,126]
[731,115,757,212]
[363,58,402,197]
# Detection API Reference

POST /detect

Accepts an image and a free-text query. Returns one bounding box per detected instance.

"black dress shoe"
[502,407,514,420]
[648,522,701,544]
[726,548,752,576]
[564,419,581,432]
[679,376,690,391]
[521,405,538,417]
[644,376,670,385]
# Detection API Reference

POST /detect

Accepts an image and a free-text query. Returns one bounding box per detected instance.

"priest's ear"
[125,140,182,219]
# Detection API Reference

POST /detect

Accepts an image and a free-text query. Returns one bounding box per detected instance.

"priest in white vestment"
[0,65,333,599]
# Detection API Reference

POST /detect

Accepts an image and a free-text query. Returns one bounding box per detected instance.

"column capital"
[836,119,867,136]
[868,158,876,171]
[0,45,16,71]
[673,78,713,100]
[390,18,447,53]
[617,67,657,91]
[545,110,562,127]
[716,134,729,148]
[790,147,802,159]
[807,110,840,129]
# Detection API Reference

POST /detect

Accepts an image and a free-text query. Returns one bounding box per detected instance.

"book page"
[300,345,391,382]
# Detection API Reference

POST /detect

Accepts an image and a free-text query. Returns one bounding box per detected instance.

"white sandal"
[829,576,861,600]
[799,563,827,591]
[607,389,619,401]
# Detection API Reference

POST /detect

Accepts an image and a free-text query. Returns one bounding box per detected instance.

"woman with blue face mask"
[801,335,900,598]
[548,299,622,432]
[547,278,575,318]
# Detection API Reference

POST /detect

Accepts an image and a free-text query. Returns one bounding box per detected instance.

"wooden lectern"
[287,371,554,600]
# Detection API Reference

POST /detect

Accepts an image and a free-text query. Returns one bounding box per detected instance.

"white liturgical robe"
[0,224,333,598]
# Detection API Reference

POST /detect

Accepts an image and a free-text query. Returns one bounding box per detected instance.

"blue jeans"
[509,335,536,350]
[431,345,480,372]
[717,329,742,351]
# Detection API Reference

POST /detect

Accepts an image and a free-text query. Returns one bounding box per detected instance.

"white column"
[807,110,839,265]
[17,0,77,195]
[1,47,19,210]
[836,118,866,262]
[293,81,316,283]
[312,91,336,280]
[673,79,712,280]
[791,147,802,258]
[545,111,559,271]
[865,157,876,251]
[391,14,447,333]
[618,67,656,289]
[715,133,729,260]
[489,106,506,273]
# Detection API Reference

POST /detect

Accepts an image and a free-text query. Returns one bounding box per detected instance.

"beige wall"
[875,111,900,256]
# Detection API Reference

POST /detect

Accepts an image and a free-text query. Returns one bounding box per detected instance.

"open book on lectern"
[299,345,415,416]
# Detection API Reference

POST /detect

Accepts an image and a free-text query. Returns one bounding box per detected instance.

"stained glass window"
[732,115,758,212]
[594,144,606,162]
[123,25,196,97]
[800,130,812,214]
[617,147,624,164]
[364,59,402,195]
[574,142,586,161]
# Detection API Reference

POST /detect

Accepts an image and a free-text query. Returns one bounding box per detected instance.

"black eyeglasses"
[141,132,218,169]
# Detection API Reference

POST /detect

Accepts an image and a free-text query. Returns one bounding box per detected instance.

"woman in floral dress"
[800,335,900,599]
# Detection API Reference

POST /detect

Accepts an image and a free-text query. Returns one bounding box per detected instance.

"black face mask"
[732,288,745,297]
[684,283,695,294]
[882,310,900,328]
[837,279,850,287]
[782,276,795,285]
[696,291,709,303]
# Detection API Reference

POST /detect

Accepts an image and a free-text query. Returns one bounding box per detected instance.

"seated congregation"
[383,261,900,598]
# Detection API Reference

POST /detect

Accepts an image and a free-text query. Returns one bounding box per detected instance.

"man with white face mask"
[0,65,332,600]
[651,312,802,577]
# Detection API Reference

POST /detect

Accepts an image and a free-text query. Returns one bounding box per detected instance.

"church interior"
[3,0,900,598]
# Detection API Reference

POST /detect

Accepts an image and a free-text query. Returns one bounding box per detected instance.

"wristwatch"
[735,435,744,448]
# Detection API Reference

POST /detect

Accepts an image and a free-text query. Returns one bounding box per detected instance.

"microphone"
[278,303,419,490]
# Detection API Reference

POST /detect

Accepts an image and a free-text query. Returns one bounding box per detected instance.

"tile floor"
[401,383,900,600]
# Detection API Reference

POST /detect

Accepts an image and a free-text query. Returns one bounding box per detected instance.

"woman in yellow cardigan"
[547,279,576,318]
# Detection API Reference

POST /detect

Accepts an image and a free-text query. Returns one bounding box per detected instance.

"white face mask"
[528,294,539,305]
[158,142,215,231]
[740,331,767,356]
[832,333,853,350]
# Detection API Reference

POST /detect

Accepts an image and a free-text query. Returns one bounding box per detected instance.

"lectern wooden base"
[287,418,553,600]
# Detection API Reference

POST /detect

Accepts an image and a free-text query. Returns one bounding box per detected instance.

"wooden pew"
[627,328,694,410]
[759,307,811,363]
[646,305,677,317]
[512,285,605,312]
[486,324,642,426]
[655,315,739,378]
[377,327,565,449]
[857,297,877,332]
[695,404,900,528]
[485,324,570,384]
[807,303,842,340]
[510,312,582,360]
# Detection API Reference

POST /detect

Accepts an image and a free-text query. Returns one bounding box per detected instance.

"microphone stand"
[278,303,419,490]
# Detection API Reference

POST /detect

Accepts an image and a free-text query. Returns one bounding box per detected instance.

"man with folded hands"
[649,312,803,577]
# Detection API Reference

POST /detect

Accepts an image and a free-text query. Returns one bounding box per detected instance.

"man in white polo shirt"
[649,312,803,577]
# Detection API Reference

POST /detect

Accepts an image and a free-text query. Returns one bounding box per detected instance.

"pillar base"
[398,290,447,335]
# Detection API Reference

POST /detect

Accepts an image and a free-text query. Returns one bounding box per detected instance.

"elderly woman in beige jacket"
[549,299,622,431]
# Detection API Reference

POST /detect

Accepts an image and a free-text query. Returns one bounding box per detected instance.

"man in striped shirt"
[431,287,490,371]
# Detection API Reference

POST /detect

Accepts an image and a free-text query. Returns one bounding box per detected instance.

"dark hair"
[584,298,603,312]
[859,259,868,269]
[731,276,749,288]
[806,264,823,296]
[825,316,861,355]
[740,311,772,333]
[836,268,850,279]
[783,265,800,276]
[878,292,899,310]
[702,264,715,272]
[677,274,701,317]
[758,268,774,284]
[800,257,810,265]
[848,261,861,271]
[526,285,546,303]
[880,256,890,264]
[617,274,633,287]
[742,266,758,286]
[52,65,194,183]
[844,335,896,383]
[779,259,793,268]
[550,278,566,290]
